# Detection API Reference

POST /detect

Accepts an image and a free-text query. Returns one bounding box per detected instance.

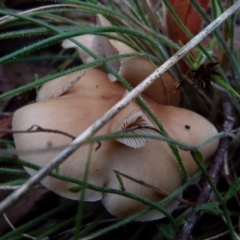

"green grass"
[0,1,240,239]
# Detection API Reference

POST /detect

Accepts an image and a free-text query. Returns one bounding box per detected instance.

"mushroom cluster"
[13,70,218,221]
[62,15,180,106]
[12,16,219,221]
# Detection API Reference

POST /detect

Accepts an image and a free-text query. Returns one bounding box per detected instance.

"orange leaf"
[166,0,210,44]
[166,0,210,72]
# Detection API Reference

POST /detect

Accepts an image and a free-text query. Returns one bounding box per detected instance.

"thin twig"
[49,72,85,99]
[0,186,20,190]
[113,169,195,207]
[0,124,76,140]
[0,185,42,190]
[176,95,235,240]
[0,1,239,215]
[3,213,36,240]
[0,4,78,24]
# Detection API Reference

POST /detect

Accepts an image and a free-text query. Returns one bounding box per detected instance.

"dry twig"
[177,95,235,240]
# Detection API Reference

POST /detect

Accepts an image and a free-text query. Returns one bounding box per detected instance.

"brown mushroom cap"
[12,68,218,221]
[116,56,181,105]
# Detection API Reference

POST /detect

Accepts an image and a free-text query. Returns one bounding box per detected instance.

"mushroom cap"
[115,56,180,105]
[13,68,125,201]
[13,68,218,221]
[102,100,218,221]
[95,15,181,106]
[62,14,181,106]
[62,34,94,63]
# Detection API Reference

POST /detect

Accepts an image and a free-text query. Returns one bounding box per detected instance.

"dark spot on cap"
[185,125,190,129]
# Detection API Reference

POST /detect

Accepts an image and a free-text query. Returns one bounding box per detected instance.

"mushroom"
[13,68,125,201]
[12,68,218,221]
[62,15,181,106]
[62,34,94,63]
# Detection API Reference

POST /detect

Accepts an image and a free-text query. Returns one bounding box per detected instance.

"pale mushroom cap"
[62,34,95,63]
[13,68,218,221]
[151,103,219,175]
[101,99,218,221]
[95,15,181,106]
[62,14,181,106]
[92,34,181,106]
[13,68,125,201]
